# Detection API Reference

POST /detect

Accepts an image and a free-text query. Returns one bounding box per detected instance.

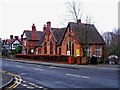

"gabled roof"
[68,22,105,45]
[3,38,21,45]
[37,32,45,46]
[23,30,44,41]
[51,28,66,45]
[10,39,22,45]
[23,30,31,40]
[37,28,66,46]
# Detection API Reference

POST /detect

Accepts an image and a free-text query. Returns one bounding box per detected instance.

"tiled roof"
[37,32,45,46]
[51,28,66,45]
[3,38,21,45]
[69,22,105,44]
[23,30,31,40]
[23,22,105,47]
[23,30,44,41]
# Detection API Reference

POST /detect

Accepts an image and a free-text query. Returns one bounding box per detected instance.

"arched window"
[66,42,74,56]
[50,41,53,54]
[59,47,61,55]
[38,48,41,54]
[44,41,47,54]
[66,43,68,54]
[72,43,74,55]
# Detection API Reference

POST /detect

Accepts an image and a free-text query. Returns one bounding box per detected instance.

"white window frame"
[87,47,91,57]
[96,46,101,57]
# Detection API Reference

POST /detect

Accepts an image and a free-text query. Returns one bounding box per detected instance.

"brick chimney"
[77,19,81,24]
[43,24,47,32]
[10,35,13,39]
[32,23,36,40]
[15,36,19,39]
[46,21,51,35]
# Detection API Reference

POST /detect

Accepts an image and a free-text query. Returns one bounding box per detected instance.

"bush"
[90,56,98,64]
[74,57,77,63]
[15,54,69,63]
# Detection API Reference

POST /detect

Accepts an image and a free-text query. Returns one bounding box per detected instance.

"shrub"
[15,54,69,63]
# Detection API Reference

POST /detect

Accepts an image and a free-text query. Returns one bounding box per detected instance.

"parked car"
[108,55,118,64]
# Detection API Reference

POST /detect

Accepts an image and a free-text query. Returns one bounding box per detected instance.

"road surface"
[1,58,119,89]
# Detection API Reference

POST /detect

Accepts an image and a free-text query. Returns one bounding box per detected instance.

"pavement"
[4,58,119,71]
[0,70,13,89]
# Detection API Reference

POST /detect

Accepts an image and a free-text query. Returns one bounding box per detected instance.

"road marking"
[34,68,44,71]
[21,80,44,89]
[81,76,90,79]
[29,82,35,86]
[16,65,23,67]
[20,73,26,76]
[22,84,28,87]
[27,86,34,89]
[22,80,26,83]
[66,73,90,79]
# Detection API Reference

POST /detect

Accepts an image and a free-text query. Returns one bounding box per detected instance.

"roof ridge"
[24,30,31,32]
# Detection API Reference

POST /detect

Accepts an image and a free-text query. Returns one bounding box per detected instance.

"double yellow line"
[0,70,22,90]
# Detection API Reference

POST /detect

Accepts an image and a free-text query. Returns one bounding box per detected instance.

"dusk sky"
[0,0,118,39]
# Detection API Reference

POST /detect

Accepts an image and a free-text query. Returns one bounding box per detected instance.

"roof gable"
[11,39,22,45]
[23,30,44,41]
[51,28,66,45]
[69,22,105,44]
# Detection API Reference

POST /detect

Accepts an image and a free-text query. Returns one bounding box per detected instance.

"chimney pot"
[77,19,81,23]
[15,36,18,39]
[43,24,47,31]
[10,35,13,39]
[46,21,51,35]
[47,21,51,30]
[32,23,36,31]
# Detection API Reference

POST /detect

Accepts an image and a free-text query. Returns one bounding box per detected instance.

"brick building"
[21,20,105,58]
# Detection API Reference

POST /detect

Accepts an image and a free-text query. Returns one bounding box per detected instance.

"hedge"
[15,54,69,63]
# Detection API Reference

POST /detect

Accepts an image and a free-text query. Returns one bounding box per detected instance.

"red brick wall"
[61,26,83,56]
[40,31,56,55]
[22,38,38,54]
[35,24,104,58]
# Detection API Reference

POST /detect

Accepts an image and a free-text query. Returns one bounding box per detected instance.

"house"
[2,35,22,52]
[21,20,105,59]
[21,24,44,54]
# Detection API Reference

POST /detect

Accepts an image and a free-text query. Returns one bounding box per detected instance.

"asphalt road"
[1,58,119,90]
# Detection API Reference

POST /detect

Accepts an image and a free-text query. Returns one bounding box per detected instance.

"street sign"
[76,49,80,56]
[67,51,70,55]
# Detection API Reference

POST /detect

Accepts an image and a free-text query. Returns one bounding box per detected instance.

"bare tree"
[102,28,120,58]
[66,0,84,22]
